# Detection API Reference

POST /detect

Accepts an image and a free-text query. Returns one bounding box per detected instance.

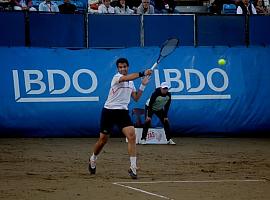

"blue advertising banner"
[0,47,270,137]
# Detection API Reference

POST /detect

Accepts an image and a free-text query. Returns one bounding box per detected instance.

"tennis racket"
[150,37,179,70]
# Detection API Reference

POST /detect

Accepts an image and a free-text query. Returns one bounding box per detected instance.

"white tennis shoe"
[167,139,176,145]
[128,166,137,179]
[141,139,146,145]
[89,157,96,174]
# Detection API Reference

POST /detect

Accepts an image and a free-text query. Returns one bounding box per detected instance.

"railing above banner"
[1,12,270,48]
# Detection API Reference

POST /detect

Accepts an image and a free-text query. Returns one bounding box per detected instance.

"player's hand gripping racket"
[151,37,179,71]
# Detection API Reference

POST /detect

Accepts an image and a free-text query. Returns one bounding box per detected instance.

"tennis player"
[89,58,152,179]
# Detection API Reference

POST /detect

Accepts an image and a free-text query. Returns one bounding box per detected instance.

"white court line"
[113,179,267,200]
[114,179,267,184]
[113,182,174,200]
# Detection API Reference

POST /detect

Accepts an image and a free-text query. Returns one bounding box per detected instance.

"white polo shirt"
[104,73,136,110]
[98,4,115,13]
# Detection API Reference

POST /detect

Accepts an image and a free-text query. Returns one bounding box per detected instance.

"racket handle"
[151,62,158,70]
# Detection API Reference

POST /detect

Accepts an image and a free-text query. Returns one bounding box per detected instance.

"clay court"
[0,137,269,200]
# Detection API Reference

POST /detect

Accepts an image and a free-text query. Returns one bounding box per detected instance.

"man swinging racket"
[88,58,152,179]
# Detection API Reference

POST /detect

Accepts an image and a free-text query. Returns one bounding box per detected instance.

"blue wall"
[197,15,246,46]
[144,15,194,46]
[29,13,85,47]
[88,15,141,48]
[249,15,270,46]
[0,12,25,46]
[1,13,270,47]
[0,47,270,137]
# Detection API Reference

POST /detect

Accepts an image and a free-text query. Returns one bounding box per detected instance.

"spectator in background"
[137,0,154,14]
[154,0,176,13]
[209,0,222,14]
[0,0,14,11]
[39,0,59,12]
[126,0,140,13]
[88,0,100,13]
[98,0,114,13]
[237,0,257,14]
[58,0,76,13]
[209,0,237,14]
[114,0,134,14]
[14,0,37,11]
[110,0,118,7]
[254,0,268,14]
[234,0,241,6]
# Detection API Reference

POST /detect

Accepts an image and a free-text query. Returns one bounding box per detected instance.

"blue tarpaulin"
[0,47,269,136]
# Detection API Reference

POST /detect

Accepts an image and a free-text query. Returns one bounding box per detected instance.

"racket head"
[158,37,179,63]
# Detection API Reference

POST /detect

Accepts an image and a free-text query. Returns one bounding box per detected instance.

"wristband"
[139,84,146,91]
[138,71,144,77]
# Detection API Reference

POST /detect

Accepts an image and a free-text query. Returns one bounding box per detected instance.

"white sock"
[90,153,97,161]
[130,156,137,169]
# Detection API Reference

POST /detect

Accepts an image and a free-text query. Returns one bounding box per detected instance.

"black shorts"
[100,108,133,134]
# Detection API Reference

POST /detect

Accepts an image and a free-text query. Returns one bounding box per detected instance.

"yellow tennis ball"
[218,58,226,66]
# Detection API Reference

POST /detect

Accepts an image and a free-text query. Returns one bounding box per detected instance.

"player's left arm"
[131,76,150,102]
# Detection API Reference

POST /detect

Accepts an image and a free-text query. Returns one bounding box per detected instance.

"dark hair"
[116,58,129,67]
[117,0,126,9]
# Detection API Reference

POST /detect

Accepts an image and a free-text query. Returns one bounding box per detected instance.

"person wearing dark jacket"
[237,0,257,14]
[153,0,176,13]
[58,0,77,14]
[141,82,175,145]
[209,0,237,14]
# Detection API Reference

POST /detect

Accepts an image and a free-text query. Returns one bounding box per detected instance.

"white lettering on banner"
[163,69,184,92]
[207,68,229,92]
[13,69,99,103]
[24,70,46,95]
[73,69,97,94]
[47,70,70,95]
[12,67,229,102]
[185,69,205,92]
[155,68,231,100]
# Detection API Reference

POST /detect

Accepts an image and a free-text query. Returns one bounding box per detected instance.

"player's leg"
[92,132,109,155]
[141,105,151,143]
[89,108,112,174]
[122,126,136,157]
[118,110,138,179]
[89,133,108,174]
[122,126,138,179]
[155,110,175,144]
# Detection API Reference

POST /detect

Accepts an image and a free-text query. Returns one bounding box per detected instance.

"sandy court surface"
[0,137,270,200]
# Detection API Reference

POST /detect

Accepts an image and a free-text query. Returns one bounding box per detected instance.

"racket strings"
[160,38,179,58]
